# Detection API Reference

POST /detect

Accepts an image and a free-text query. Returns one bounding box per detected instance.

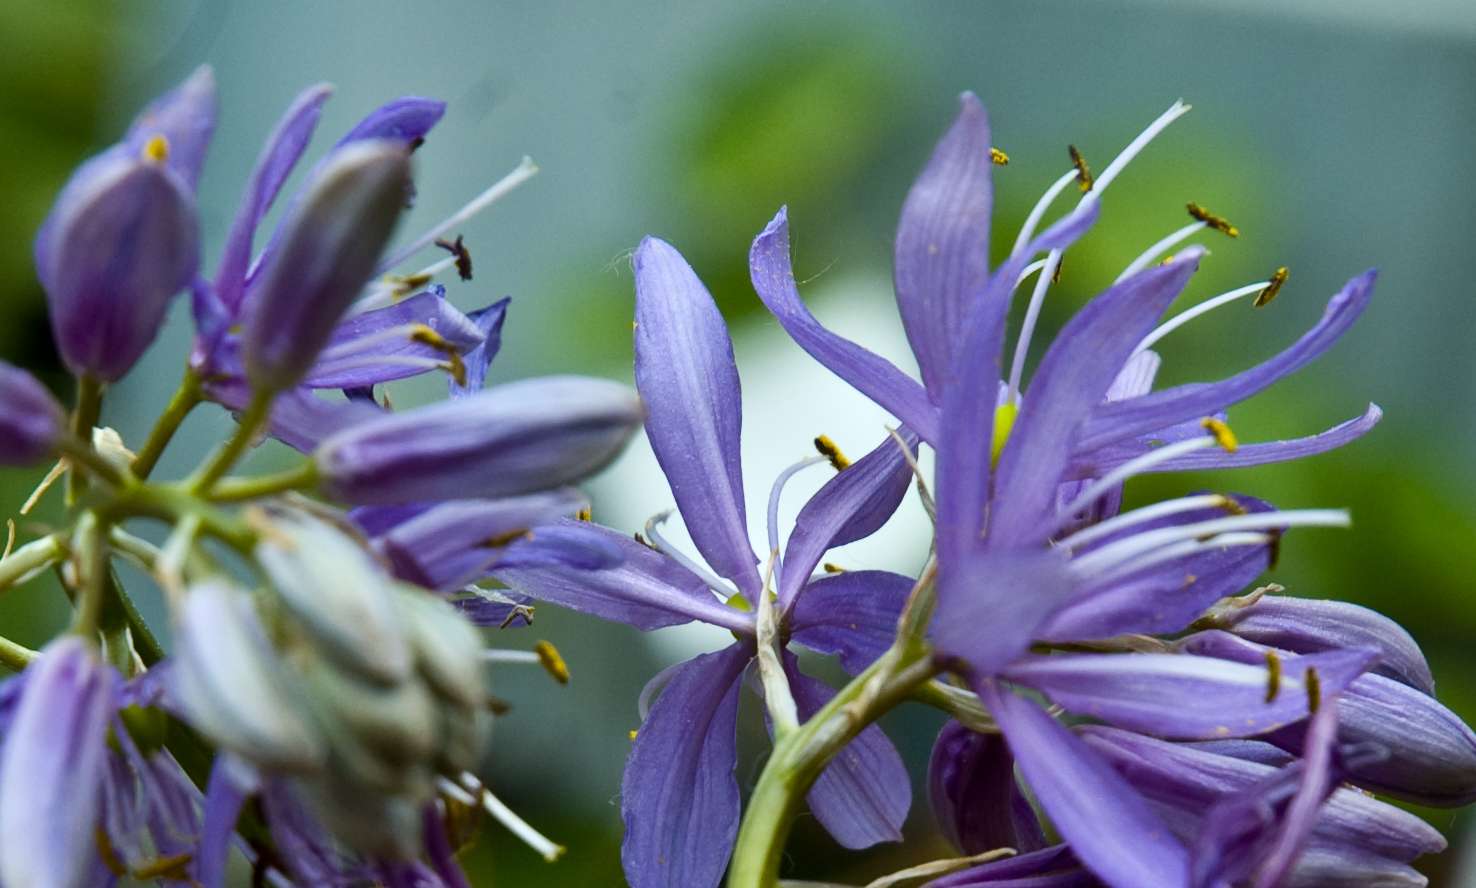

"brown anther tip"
[1255,267,1288,308]
[408,136,426,153]
[989,147,1010,165]
[813,435,851,470]
[535,640,571,685]
[1215,495,1249,516]
[633,531,657,550]
[486,694,513,714]
[822,562,846,574]
[1264,650,1282,703]
[1304,666,1321,713]
[576,507,592,522]
[435,235,474,281]
[1201,417,1239,453]
[1068,145,1094,192]
[1051,254,1064,284]
[1267,530,1284,571]
[1159,253,1176,266]
[1187,202,1240,238]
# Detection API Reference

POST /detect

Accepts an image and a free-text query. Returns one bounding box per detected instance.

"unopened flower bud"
[315,375,643,505]
[928,721,1046,856]
[395,585,488,711]
[0,361,64,465]
[241,140,411,392]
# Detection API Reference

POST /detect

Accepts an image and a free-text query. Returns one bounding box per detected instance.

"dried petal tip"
[0,361,64,465]
[1187,201,1240,237]
[813,434,851,470]
[1068,144,1093,191]
[1255,266,1289,307]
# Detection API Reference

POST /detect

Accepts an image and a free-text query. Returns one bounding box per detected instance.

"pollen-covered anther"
[434,234,474,281]
[1051,254,1064,284]
[1186,201,1240,238]
[534,640,570,685]
[575,507,592,522]
[1213,494,1248,516]
[1267,529,1284,570]
[822,562,846,574]
[628,728,638,741]
[142,134,170,164]
[1264,650,1282,703]
[1305,666,1322,713]
[1255,266,1289,307]
[989,147,1010,165]
[408,323,468,386]
[1201,417,1239,452]
[813,434,850,470]
[483,528,531,548]
[1068,144,1094,191]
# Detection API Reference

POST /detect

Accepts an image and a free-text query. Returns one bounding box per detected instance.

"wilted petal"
[988,249,1205,548]
[0,637,116,888]
[241,140,411,391]
[980,680,1188,888]
[0,360,64,465]
[928,721,1045,856]
[933,549,1076,678]
[125,65,217,190]
[1077,270,1376,452]
[496,524,754,633]
[1201,591,1433,694]
[634,236,759,593]
[1003,648,1374,740]
[893,93,993,396]
[450,297,510,397]
[789,570,911,674]
[305,287,485,389]
[315,375,641,505]
[621,644,750,888]
[751,208,940,442]
[779,431,917,608]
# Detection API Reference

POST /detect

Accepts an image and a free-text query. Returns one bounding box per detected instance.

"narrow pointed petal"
[933,549,1076,678]
[0,638,116,888]
[0,360,65,465]
[634,236,759,593]
[450,297,510,397]
[1249,700,1341,888]
[495,521,626,570]
[214,83,334,315]
[621,644,750,888]
[194,754,259,888]
[781,655,909,849]
[989,249,1205,548]
[751,208,940,442]
[779,431,917,608]
[496,524,754,633]
[125,65,217,189]
[333,97,447,147]
[1004,648,1374,740]
[305,286,485,388]
[315,375,642,505]
[789,570,911,674]
[1201,592,1433,694]
[928,721,1045,856]
[893,93,993,395]
[206,378,385,453]
[1078,270,1376,451]
[980,681,1188,888]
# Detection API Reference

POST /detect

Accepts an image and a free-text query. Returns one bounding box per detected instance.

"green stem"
[207,461,319,503]
[189,389,273,495]
[0,533,66,591]
[0,635,38,671]
[102,564,165,668]
[99,485,257,554]
[71,513,108,640]
[56,434,129,489]
[66,375,104,504]
[132,369,204,479]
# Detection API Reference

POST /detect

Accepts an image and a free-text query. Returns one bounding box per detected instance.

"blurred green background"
[3,0,1475,884]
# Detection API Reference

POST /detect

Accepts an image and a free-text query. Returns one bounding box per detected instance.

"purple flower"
[0,360,64,465]
[498,236,920,888]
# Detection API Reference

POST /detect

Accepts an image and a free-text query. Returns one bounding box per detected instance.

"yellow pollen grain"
[142,134,170,164]
[1264,650,1282,703]
[409,325,468,386]
[628,729,638,741]
[535,640,570,685]
[1187,202,1240,238]
[1201,417,1238,452]
[1255,267,1289,307]
[1068,145,1093,192]
[813,435,850,470]
[989,147,1010,165]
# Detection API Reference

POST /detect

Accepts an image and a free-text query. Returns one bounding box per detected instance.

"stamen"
[1070,509,1349,579]
[628,729,638,741]
[1091,100,1192,193]
[643,510,736,599]
[480,649,540,665]
[1015,258,1050,288]
[1058,493,1228,551]
[885,425,933,522]
[435,234,474,281]
[1255,266,1288,307]
[1186,202,1239,238]
[990,147,1010,165]
[1115,221,1208,283]
[576,507,592,522]
[1051,254,1064,284]
[767,455,827,562]
[1264,650,1282,702]
[534,640,570,685]
[377,156,538,275]
[437,776,478,807]
[1305,667,1321,713]
[1011,170,1080,256]
[813,435,850,470]
[823,562,845,573]
[1201,417,1238,452]
[142,134,169,164]
[408,324,468,386]
[1083,532,1271,586]
[1068,145,1094,192]
[1053,437,1219,528]
[460,773,565,862]
[1134,281,1270,354]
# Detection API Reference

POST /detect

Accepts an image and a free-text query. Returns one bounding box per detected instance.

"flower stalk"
[131,368,203,478]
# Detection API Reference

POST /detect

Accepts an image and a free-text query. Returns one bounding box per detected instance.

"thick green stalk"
[66,375,104,504]
[207,461,319,503]
[132,369,204,479]
[0,635,38,671]
[71,512,108,639]
[99,484,257,554]
[0,533,66,591]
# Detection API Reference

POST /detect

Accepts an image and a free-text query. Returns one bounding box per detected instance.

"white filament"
[1134,281,1271,354]
[1081,532,1271,587]
[1054,437,1218,526]
[1011,170,1080,257]
[376,155,539,274]
[1071,509,1350,578]
[1058,493,1228,551]
[352,254,460,315]
[1115,221,1208,283]
[766,455,826,566]
[460,773,565,862]
[643,510,737,600]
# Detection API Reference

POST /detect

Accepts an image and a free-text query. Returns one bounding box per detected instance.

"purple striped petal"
[1077,270,1375,452]
[779,431,917,608]
[333,97,447,148]
[988,249,1205,548]
[750,208,940,443]
[933,549,1076,678]
[789,570,911,674]
[495,521,626,570]
[1201,592,1432,694]
[125,65,217,190]
[781,654,910,849]
[621,644,750,888]
[0,637,117,888]
[0,360,64,465]
[207,379,385,453]
[194,753,259,888]
[893,93,993,396]
[1003,648,1374,740]
[496,524,754,633]
[1248,699,1341,888]
[980,680,1188,888]
[928,721,1045,856]
[214,83,334,315]
[450,297,510,397]
[634,236,759,594]
[305,287,484,388]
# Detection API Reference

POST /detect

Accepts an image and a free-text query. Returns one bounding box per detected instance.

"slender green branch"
[189,389,274,494]
[207,461,319,503]
[0,635,38,671]
[0,533,66,591]
[99,484,257,554]
[71,513,108,640]
[132,369,204,479]
[56,434,130,489]
[102,564,165,667]
[66,375,105,504]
